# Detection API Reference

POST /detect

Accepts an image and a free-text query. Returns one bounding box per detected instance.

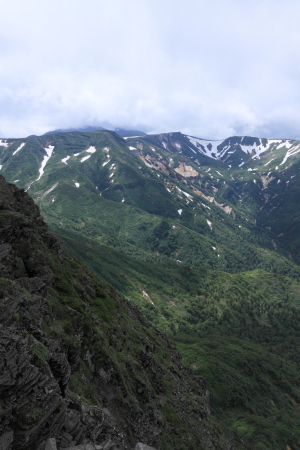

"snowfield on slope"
[185,136,299,164]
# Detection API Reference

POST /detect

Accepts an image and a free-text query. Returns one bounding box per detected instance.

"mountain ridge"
[1,128,300,448]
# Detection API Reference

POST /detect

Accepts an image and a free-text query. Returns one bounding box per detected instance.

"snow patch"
[264,158,275,166]
[75,182,80,188]
[178,209,182,215]
[86,146,96,153]
[280,142,300,166]
[80,155,91,163]
[0,140,9,147]
[36,145,54,182]
[206,219,213,230]
[61,156,70,164]
[13,179,19,182]
[12,142,26,156]
[0,165,2,170]
[128,146,137,150]
[74,153,80,156]
[187,136,221,160]
[186,136,299,166]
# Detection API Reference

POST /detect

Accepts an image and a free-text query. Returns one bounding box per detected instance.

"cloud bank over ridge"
[1,0,300,139]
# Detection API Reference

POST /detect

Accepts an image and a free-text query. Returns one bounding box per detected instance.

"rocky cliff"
[0,175,224,450]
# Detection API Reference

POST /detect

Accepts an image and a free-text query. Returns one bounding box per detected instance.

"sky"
[1,0,300,139]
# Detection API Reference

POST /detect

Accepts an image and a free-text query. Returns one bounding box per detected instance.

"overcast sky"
[1,0,300,139]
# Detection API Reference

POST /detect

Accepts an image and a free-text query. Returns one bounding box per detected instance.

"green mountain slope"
[51,228,300,450]
[1,129,300,449]
[0,175,224,450]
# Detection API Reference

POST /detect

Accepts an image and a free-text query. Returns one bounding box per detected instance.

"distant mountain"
[44,125,106,134]
[114,128,146,136]
[44,125,146,137]
[1,129,300,448]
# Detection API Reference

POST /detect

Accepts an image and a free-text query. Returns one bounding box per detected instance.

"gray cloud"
[1,0,300,139]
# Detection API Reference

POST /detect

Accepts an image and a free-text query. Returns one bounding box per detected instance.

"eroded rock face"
[0,176,224,450]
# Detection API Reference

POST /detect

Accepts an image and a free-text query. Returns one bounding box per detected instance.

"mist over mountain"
[44,126,146,137]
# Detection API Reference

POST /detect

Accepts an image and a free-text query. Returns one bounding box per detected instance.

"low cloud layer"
[1,0,300,139]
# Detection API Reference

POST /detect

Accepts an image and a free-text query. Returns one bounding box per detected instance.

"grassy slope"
[2,131,300,448]
[53,227,300,450]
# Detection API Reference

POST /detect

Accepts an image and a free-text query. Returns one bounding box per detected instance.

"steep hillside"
[2,129,300,449]
[0,175,223,450]
[1,130,299,275]
[51,228,300,450]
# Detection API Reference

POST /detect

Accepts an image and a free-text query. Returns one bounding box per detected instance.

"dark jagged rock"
[0,175,224,450]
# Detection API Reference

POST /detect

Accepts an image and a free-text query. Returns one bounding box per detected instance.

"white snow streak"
[80,155,91,163]
[186,136,300,167]
[61,156,70,164]
[187,136,221,159]
[264,158,275,166]
[206,219,213,230]
[280,143,300,166]
[12,142,25,156]
[36,145,54,182]
[86,146,96,153]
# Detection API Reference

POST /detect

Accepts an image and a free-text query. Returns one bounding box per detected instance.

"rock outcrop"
[0,176,224,450]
